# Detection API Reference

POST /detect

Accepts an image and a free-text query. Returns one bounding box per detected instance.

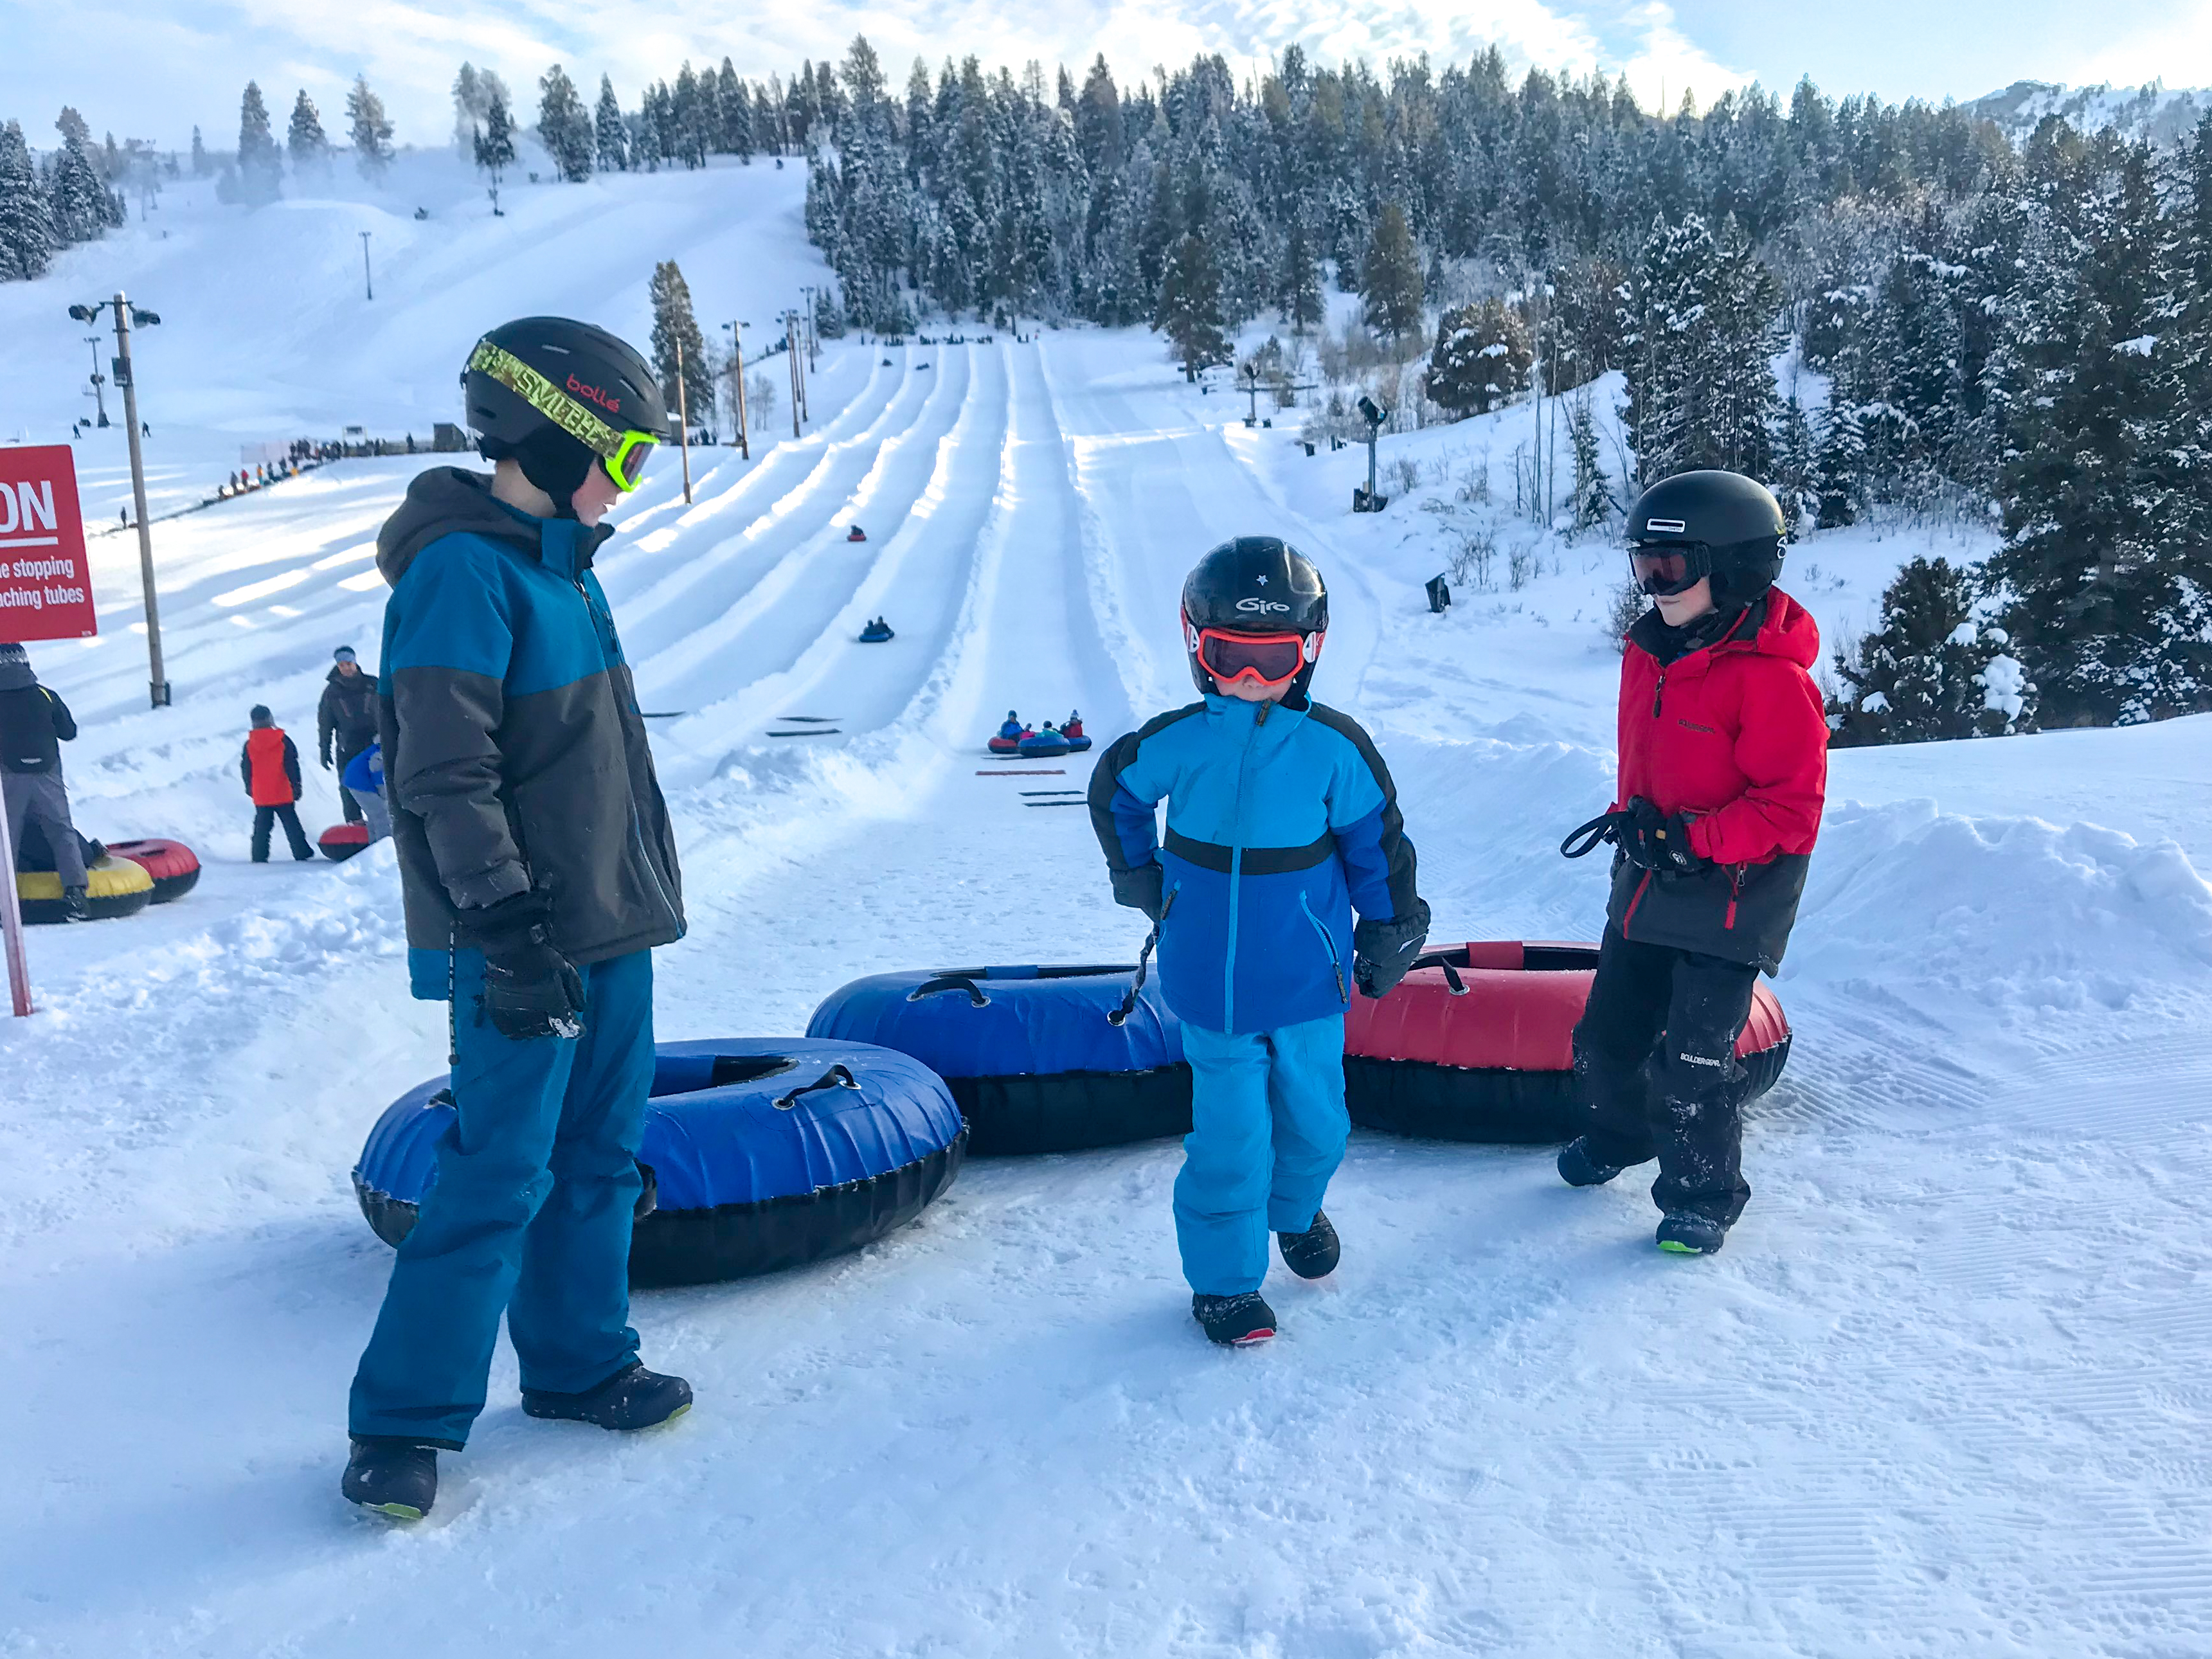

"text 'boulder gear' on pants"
[1571,924,1758,1227]
[4,770,86,888]
[1175,1013,1349,1296]
[350,948,654,1448]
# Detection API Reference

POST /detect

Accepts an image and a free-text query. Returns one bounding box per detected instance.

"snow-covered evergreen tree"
[718,61,750,159]
[49,131,117,240]
[1569,391,1614,533]
[236,82,283,205]
[538,66,593,183]
[1155,230,1229,379]
[287,91,328,174]
[347,76,395,181]
[1426,298,1530,415]
[1830,557,2036,744]
[1619,213,1780,483]
[190,126,209,177]
[0,120,58,281]
[474,95,516,215]
[1362,200,1423,357]
[649,259,713,424]
[594,76,628,173]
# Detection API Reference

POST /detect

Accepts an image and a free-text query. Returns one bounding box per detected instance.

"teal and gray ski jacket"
[374,467,684,998]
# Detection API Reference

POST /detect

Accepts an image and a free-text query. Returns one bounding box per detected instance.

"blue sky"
[2,0,2205,149]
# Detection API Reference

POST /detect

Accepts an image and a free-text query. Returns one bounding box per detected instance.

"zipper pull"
[1255,700,1272,726]
[1652,669,1666,718]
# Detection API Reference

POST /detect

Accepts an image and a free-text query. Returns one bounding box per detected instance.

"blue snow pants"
[1174,1014,1349,1296]
[349,949,654,1447]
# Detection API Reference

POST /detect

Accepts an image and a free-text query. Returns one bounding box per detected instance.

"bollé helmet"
[460,317,670,512]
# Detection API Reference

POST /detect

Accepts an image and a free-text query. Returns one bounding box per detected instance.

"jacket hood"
[1740,587,1819,668]
[0,659,34,693]
[375,466,613,587]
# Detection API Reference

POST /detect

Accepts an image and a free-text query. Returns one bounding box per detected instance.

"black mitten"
[1353,897,1432,999]
[1619,798,1706,876]
[457,890,586,1041]
[1110,863,1165,921]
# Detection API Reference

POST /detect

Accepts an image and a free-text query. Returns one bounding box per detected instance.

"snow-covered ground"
[6,163,2212,1658]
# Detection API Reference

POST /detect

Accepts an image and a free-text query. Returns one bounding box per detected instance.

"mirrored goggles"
[1629,541,1711,598]
[1194,625,1318,688]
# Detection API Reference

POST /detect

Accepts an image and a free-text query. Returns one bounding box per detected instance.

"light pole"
[720,321,751,460]
[359,230,373,301]
[672,334,694,505]
[82,335,108,427]
[67,293,168,706]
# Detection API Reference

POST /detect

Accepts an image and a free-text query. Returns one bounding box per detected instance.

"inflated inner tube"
[107,838,202,904]
[14,855,154,924]
[809,965,1190,1155]
[319,823,370,861]
[354,1037,966,1287]
[1017,730,1071,758]
[1343,940,1792,1143]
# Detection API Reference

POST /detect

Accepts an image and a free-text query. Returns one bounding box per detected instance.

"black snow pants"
[252,804,314,862]
[1570,922,1759,1227]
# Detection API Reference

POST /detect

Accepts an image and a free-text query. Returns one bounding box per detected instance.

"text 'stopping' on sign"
[0,445,94,643]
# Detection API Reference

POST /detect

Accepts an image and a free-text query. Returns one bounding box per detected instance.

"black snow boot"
[521,1361,693,1430]
[1657,1212,1728,1256]
[1276,1210,1340,1280]
[343,1437,438,1520]
[61,886,91,923]
[1557,1136,1624,1188]
[1192,1291,1278,1346]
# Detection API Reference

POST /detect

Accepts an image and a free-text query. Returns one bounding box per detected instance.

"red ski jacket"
[1605,589,1828,970]
[242,726,303,807]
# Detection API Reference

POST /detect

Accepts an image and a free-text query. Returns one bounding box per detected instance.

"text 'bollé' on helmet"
[1624,470,1787,607]
[1180,537,1329,701]
[460,317,670,513]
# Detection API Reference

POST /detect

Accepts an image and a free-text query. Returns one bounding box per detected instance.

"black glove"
[1111,863,1164,922]
[457,890,586,1041]
[320,751,333,770]
[1353,897,1431,999]
[1619,797,1707,876]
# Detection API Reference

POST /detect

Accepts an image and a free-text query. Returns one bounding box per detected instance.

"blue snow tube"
[807,966,1190,1155]
[352,1037,966,1287]
[1018,729,1071,758]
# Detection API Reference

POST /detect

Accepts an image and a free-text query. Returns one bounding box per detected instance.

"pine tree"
[453,64,483,151]
[1155,230,1229,380]
[1812,400,1864,527]
[1279,219,1322,334]
[0,120,58,281]
[1619,213,1780,483]
[595,76,628,173]
[347,76,395,180]
[1569,391,1614,532]
[671,63,708,169]
[1830,557,2035,745]
[717,60,747,157]
[287,90,328,173]
[49,132,114,240]
[1426,298,1531,415]
[649,259,712,425]
[474,94,516,215]
[539,66,593,183]
[190,126,209,177]
[236,81,282,205]
[1363,200,1423,357]
[55,107,91,150]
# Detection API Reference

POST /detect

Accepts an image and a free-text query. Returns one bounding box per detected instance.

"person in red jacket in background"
[1556,471,1828,1256]
[242,704,315,863]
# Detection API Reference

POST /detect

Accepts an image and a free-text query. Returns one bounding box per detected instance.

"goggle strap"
[469,340,624,462]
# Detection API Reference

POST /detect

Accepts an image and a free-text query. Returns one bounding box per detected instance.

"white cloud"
[1615,2,1752,113]
[2078,1,2212,88]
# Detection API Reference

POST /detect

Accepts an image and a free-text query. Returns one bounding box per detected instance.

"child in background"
[341,741,391,843]
[241,704,314,862]
[1088,537,1429,1345]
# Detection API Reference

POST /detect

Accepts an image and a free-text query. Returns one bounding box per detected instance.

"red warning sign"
[0,445,94,643]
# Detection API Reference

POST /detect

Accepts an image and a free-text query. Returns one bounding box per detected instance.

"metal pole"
[84,337,109,426]
[790,310,808,422]
[785,317,802,438]
[728,324,750,460]
[114,293,167,707]
[0,780,31,1016]
[359,231,373,301]
[673,336,693,505]
[1367,426,1379,504]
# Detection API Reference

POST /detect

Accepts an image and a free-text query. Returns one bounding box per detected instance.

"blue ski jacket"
[1088,695,1419,1035]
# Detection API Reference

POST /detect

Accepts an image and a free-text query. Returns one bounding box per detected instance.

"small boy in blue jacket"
[1088,538,1429,1345]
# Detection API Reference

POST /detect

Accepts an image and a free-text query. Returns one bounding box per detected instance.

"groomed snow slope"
[5,168,2212,1658]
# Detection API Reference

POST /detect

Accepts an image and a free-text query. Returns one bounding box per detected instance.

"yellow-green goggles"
[469,339,661,492]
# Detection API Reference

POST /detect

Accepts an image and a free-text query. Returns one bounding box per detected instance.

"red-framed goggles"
[1191,623,1321,688]
[469,340,661,492]
[1629,540,1712,598]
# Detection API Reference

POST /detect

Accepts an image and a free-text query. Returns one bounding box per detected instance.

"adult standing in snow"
[344,317,688,1521]
[317,645,380,824]
[1556,471,1828,1256]
[0,643,90,922]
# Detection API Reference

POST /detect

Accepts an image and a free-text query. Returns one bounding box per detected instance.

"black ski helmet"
[1180,537,1329,699]
[460,317,669,513]
[1626,470,1787,605]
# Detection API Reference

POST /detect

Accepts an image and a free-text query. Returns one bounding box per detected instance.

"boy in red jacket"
[241,704,316,862]
[1557,471,1827,1255]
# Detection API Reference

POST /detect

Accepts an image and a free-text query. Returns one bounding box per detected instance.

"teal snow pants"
[1174,1013,1349,1296]
[349,948,654,1448]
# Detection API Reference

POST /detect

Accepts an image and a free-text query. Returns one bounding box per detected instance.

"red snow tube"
[107,838,202,904]
[1343,940,1792,1143]
[319,823,371,861]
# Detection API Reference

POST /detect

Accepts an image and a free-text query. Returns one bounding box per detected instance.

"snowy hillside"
[5,161,2212,1655]
[1965,79,2211,145]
